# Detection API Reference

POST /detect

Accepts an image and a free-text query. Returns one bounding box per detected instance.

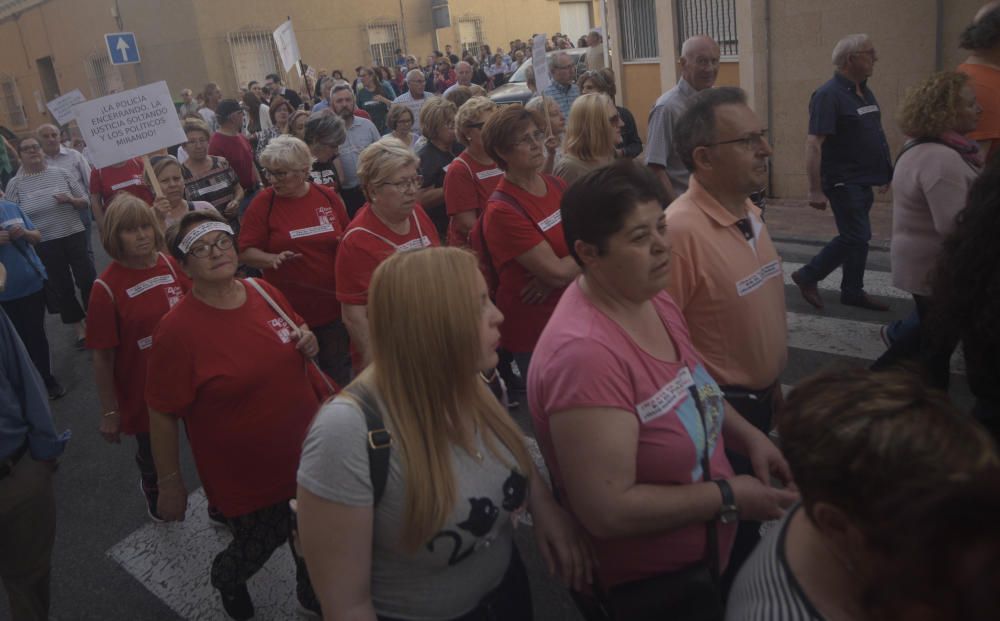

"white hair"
[259,135,314,171]
[832,34,872,68]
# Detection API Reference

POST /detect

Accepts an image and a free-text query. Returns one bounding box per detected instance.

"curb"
[771,236,890,252]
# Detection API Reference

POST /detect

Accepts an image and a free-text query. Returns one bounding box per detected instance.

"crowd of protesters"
[3,10,1000,621]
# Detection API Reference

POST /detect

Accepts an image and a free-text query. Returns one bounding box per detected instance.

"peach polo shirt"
[665,176,787,390]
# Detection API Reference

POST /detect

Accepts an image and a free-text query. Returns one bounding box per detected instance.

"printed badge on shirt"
[126,274,176,298]
[288,206,337,239]
[735,260,781,297]
[636,367,695,423]
[164,285,184,308]
[267,317,294,343]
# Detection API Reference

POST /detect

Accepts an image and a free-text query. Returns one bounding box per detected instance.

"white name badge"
[857,105,879,116]
[2,218,25,229]
[396,236,431,253]
[195,180,230,196]
[289,221,335,239]
[110,177,143,192]
[636,367,695,424]
[735,260,781,297]
[537,210,562,232]
[476,168,503,180]
[137,335,153,350]
[126,274,175,298]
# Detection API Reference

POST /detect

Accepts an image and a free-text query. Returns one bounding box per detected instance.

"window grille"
[228,30,284,90]
[0,0,44,21]
[0,74,27,128]
[86,53,124,97]
[457,16,485,59]
[617,0,659,62]
[675,0,739,58]
[367,20,403,69]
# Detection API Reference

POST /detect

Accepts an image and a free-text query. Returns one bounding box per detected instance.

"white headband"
[178,221,234,254]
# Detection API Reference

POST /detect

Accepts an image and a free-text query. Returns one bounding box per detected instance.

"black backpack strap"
[343,384,392,505]
[894,137,943,167]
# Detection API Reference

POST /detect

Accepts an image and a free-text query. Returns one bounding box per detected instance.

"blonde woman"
[298,247,593,620]
[335,137,440,372]
[147,155,215,228]
[444,96,500,247]
[386,103,419,148]
[417,97,461,240]
[554,93,624,185]
[525,95,564,173]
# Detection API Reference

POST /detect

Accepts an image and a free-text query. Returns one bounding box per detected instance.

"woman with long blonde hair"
[554,93,624,184]
[298,247,593,620]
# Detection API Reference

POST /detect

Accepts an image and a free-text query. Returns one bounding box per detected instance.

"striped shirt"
[4,166,86,241]
[182,156,239,212]
[725,505,824,621]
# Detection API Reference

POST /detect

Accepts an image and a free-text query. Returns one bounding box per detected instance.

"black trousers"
[34,232,95,325]
[340,186,367,220]
[1,290,53,384]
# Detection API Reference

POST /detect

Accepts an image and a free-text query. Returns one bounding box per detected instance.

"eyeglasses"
[692,57,721,69]
[19,144,40,152]
[187,235,234,258]
[464,121,485,130]
[264,169,295,180]
[187,138,209,146]
[380,175,423,192]
[854,49,878,61]
[704,129,769,151]
[515,130,546,147]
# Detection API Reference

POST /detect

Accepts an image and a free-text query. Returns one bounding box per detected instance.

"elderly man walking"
[791,34,892,311]
[543,52,580,120]
[31,125,93,258]
[645,35,720,202]
[392,70,431,134]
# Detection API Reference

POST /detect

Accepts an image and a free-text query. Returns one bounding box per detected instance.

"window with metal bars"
[86,53,124,97]
[458,16,485,60]
[0,74,27,128]
[367,21,403,69]
[675,0,739,58]
[228,31,284,90]
[618,0,659,62]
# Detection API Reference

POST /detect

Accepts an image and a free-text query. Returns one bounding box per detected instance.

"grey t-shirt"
[645,78,698,195]
[297,395,529,620]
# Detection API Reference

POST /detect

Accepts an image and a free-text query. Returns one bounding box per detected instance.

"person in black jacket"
[578,68,643,159]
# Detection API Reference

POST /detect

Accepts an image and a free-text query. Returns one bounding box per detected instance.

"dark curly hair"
[927,158,1000,404]
[960,5,1000,50]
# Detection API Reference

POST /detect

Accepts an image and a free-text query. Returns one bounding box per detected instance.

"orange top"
[665,176,787,389]
[958,63,1000,160]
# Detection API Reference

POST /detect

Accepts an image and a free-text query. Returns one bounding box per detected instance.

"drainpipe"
[934,0,944,70]
[765,0,773,194]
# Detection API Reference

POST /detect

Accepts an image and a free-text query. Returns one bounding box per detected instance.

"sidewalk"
[765,198,892,250]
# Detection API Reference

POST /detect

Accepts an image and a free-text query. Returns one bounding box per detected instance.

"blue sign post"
[105,32,141,65]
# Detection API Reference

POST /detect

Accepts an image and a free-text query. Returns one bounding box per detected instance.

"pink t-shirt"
[528,280,737,588]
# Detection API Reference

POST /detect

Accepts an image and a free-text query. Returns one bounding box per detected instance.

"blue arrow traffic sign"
[105,32,141,65]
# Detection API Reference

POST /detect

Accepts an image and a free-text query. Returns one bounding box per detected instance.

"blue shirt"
[808,72,892,187]
[0,307,69,461]
[0,201,47,302]
[543,81,581,121]
[312,99,329,113]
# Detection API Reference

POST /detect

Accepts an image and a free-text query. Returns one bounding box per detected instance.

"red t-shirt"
[145,280,320,517]
[529,283,737,587]
[89,158,155,205]
[86,254,189,435]
[444,151,503,247]
[482,175,568,353]
[335,203,440,306]
[240,185,350,327]
[208,132,256,191]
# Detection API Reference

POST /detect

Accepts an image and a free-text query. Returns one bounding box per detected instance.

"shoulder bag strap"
[894,137,943,167]
[158,252,179,279]
[343,384,392,505]
[244,277,336,397]
[687,383,720,583]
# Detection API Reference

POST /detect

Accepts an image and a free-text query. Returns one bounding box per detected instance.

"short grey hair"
[357,136,419,196]
[406,69,425,82]
[259,135,314,171]
[303,113,346,147]
[832,34,872,68]
[548,52,572,71]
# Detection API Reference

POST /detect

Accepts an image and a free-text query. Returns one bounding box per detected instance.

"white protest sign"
[532,34,551,94]
[273,20,301,72]
[47,89,86,125]
[74,81,187,169]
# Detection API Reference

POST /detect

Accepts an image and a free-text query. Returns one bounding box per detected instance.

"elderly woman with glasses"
[147,209,323,619]
[386,103,419,149]
[444,96,500,247]
[336,137,441,372]
[417,97,462,241]
[180,118,244,226]
[478,105,579,384]
[239,135,352,387]
[554,93,624,185]
[579,68,643,159]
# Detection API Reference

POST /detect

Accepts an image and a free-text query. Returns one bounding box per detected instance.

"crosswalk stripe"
[782,261,908,300]
[787,311,965,374]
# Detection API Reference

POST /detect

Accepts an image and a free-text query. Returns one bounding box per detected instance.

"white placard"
[74,81,187,169]
[47,89,86,125]
[273,20,301,72]
[532,34,551,95]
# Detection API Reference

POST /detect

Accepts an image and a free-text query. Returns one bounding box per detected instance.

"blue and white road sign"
[105,32,141,65]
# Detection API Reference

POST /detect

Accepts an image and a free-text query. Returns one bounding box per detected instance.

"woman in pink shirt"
[528,161,796,620]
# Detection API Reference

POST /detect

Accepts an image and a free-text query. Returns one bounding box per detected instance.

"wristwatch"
[713,479,740,524]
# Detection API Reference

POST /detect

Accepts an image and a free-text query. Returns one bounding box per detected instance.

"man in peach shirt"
[664,86,787,587]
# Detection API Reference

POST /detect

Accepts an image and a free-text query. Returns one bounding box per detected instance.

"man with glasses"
[543,52,581,120]
[665,87,787,589]
[791,34,892,312]
[331,84,381,217]
[646,35,720,202]
[392,69,431,133]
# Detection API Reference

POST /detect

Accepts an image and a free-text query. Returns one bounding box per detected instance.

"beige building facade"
[0,0,598,133]
[607,0,984,198]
